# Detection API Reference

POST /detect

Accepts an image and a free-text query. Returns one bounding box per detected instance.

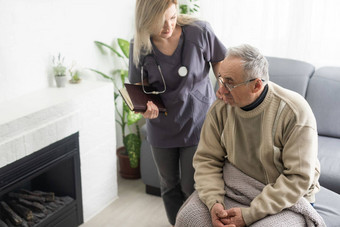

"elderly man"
[175,44,324,227]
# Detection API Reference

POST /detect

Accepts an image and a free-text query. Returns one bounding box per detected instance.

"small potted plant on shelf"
[90,38,143,179]
[52,53,67,87]
[69,61,81,84]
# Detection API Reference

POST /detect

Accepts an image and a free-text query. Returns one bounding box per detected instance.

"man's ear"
[252,78,263,93]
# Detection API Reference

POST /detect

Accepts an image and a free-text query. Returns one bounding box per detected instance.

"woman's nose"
[163,20,170,29]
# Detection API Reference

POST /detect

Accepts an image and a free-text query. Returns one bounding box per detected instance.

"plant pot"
[55,76,67,87]
[116,146,141,179]
[69,78,82,84]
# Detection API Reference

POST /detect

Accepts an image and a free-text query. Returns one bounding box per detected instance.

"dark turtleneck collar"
[241,84,268,111]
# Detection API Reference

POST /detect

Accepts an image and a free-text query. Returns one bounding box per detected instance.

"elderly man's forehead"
[220,57,244,74]
[223,56,243,64]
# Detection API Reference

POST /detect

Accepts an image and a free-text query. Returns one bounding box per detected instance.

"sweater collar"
[241,84,268,111]
[235,82,274,118]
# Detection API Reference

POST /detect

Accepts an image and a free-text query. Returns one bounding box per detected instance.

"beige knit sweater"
[193,82,321,226]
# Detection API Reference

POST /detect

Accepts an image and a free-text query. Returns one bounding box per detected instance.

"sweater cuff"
[206,198,225,211]
[240,207,256,226]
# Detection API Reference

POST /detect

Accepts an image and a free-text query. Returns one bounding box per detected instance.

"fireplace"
[0,132,83,226]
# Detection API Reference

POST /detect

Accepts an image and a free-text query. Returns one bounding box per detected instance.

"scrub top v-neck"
[129,21,227,148]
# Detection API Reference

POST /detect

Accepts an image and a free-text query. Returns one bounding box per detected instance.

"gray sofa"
[140,56,340,226]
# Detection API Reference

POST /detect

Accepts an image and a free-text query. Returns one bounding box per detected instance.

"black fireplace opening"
[0,132,83,227]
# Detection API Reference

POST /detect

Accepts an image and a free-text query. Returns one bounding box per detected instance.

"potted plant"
[69,61,81,84]
[91,38,143,179]
[52,53,67,87]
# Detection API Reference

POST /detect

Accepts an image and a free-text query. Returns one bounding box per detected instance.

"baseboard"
[145,184,161,197]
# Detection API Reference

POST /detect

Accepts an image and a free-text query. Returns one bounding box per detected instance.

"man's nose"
[220,85,230,94]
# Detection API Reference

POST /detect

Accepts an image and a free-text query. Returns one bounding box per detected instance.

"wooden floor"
[80,175,170,227]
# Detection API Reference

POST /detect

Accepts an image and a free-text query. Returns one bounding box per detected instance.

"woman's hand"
[142,101,159,119]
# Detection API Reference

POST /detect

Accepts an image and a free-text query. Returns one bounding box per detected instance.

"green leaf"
[123,133,141,168]
[89,68,113,81]
[127,110,142,125]
[123,102,130,113]
[94,41,107,55]
[179,5,188,14]
[120,69,128,83]
[94,41,123,58]
[114,92,119,101]
[117,38,130,58]
[112,69,121,75]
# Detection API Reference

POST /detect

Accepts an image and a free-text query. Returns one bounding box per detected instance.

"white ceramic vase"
[55,76,67,88]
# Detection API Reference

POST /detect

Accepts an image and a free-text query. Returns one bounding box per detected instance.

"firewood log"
[32,212,46,220]
[17,199,46,214]
[8,193,45,203]
[19,190,55,202]
[7,201,33,221]
[0,201,23,226]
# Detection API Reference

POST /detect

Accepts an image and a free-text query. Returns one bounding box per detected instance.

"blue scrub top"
[129,21,227,148]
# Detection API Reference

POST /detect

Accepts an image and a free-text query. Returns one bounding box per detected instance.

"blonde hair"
[133,0,197,67]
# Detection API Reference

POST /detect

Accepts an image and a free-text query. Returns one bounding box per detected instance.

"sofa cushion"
[266,56,315,96]
[306,67,340,138]
[318,136,340,194]
[315,186,340,227]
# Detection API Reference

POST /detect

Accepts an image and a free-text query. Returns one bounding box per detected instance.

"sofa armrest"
[318,136,340,194]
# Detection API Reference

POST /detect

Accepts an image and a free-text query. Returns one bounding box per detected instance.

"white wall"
[0,0,134,221]
[0,0,136,149]
[199,0,340,68]
[0,0,135,104]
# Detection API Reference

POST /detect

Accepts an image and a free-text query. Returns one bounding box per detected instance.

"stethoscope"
[141,28,188,95]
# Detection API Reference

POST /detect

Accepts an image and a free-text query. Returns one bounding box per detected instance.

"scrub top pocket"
[190,89,213,123]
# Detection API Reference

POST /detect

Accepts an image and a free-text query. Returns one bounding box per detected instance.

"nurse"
[128,0,227,225]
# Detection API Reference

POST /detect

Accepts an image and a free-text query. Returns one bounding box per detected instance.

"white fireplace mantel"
[0,80,117,222]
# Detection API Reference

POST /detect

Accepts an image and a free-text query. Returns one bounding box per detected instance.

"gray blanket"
[176,162,326,227]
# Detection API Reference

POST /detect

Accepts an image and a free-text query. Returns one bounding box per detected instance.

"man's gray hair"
[226,44,269,83]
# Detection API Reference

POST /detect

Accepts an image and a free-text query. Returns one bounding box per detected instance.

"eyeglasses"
[218,75,264,92]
